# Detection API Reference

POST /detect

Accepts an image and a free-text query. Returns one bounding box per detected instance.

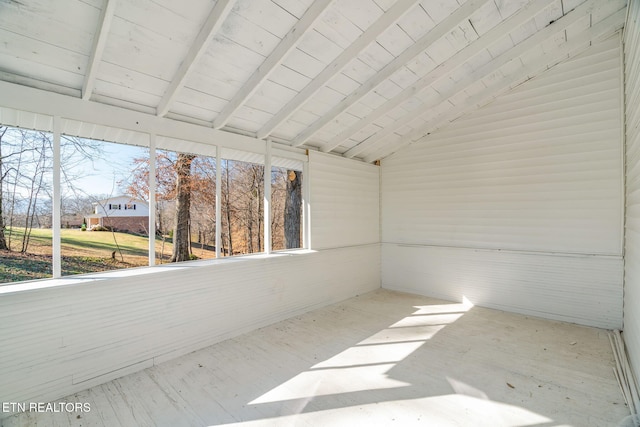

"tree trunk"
[284,170,302,249]
[0,127,9,251]
[170,153,195,262]
[224,164,233,256]
[0,195,7,251]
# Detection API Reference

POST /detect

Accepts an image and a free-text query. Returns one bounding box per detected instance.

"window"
[220,159,265,256]
[155,149,217,263]
[60,137,149,276]
[0,119,306,285]
[0,125,53,283]
[271,166,303,250]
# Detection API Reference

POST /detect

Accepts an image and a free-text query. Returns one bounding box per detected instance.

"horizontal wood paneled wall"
[382,244,623,328]
[624,0,640,404]
[309,151,380,249]
[0,152,381,417]
[381,36,624,329]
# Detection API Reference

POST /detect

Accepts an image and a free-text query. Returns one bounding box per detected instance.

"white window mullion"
[148,134,156,266]
[215,149,222,258]
[264,139,272,255]
[52,116,61,278]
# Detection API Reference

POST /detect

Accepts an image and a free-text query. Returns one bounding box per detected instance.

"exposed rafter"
[364,8,626,162]
[342,0,597,159]
[286,0,492,147]
[254,0,421,140]
[212,0,336,130]
[82,0,117,101]
[334,0,556,157]
[156,0,236,117]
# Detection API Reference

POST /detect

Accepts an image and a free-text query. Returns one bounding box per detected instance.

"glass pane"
[0,126,53,283]
[271,166,302,251]
[155,150,217,263]
[220,159,264,256]
[60,137,149,275]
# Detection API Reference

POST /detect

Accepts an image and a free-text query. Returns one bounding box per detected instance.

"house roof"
[93,196,149,206]
[0,0,627,162]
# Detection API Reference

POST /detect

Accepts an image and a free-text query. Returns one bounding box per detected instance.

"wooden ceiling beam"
[364,7,626,162]
[344,0,601,158]
[156,0,236,117]
[212,0,336,130]
[335,0,557,157]
[82,0,117,101]
[286,0,492,147]
[255,0,421,140]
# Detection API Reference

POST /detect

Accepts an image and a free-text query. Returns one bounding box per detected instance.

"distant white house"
[85,196,149,234]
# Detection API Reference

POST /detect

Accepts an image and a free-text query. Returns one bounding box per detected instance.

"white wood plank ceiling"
[0,0,627,162]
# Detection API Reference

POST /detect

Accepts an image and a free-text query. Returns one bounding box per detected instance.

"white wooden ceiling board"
[92,79,162,109]
[220,12,283,58]
[387,66,420,89]
[280,47,327,79]
[224,116,263,133]
[509,17,540,45]
[229,105,273,131]
[495,0,532,19]
[396,5,435,41]
[325,73,361,96]
[351,123,382,143]
[0,28,89,78]
[405,51,438,76]
[534,0,564,28]
[232,0,299,38]
[169,102,219,123]
[423,36,460,65]
[346,101,376,119]
[563,0,585,12]
[139,0,212,22]
[564,14,591,39]
[0,0,99,56]
[0,54,83,91]
[95,62,167,98]
[89,93,156,115]
[341,58,380,84]
[271,0,316,18]
[173,87,228,112]
[446,20,481,50]
[334,0,385,31]
[313,8,364,49]
[357,41,397,71]
[360,90,389,109]
[296,29,345,65]
[592,0,627,24]
[371,79,404,100]
[115,0,205,45]
[243,80,299,114]
[267,65,312,92]
[541,31,568,54]
[375,23,416,57]
[468,1,503,36]
[181,70,240,104]
[420,0,466,23]
[487,34,515,58]
[101,19,186,81]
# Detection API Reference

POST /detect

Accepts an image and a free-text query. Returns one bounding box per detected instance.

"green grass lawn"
[0,227,214,284]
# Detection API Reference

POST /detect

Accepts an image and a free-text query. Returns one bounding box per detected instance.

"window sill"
[0,248,316,295]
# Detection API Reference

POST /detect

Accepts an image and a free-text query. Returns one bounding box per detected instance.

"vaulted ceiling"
[0,0,627,162]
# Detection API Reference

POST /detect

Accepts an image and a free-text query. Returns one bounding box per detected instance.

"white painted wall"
[624,0,640,404]
[0,152,380,418]
[381,36,624,329]
[309,151,380,250]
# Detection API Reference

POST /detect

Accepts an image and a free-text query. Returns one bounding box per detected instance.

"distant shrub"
[91,225,113,232]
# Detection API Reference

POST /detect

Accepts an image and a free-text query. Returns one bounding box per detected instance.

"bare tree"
[285,170,302,249]
[170,153,195,262]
